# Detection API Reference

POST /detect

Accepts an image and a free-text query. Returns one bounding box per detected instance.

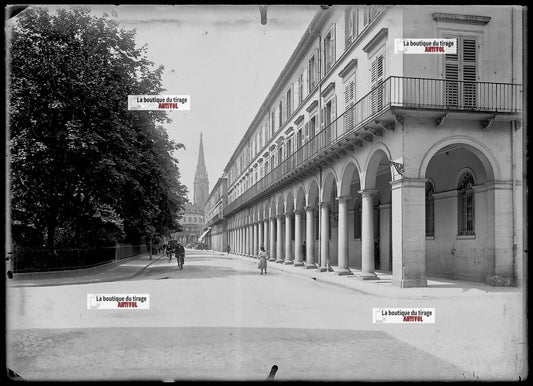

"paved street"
[6,250,526,381]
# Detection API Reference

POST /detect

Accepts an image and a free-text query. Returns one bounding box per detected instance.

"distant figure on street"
[226,244,231,255]
[258,246,268,275]
[166,243,173,262]
[176,243,185,269]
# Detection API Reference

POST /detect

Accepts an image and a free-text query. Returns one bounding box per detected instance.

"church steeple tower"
[194,133,209,208]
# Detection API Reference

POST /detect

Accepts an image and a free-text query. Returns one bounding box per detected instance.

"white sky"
[82,4,319,202]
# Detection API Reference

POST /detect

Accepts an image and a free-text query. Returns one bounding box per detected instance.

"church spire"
[194,133,209,208]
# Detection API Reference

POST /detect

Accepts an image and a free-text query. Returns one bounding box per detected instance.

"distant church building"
[194,133,210,208]
[173,134,210,246]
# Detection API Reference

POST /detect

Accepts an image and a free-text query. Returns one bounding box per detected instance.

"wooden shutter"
[314,48,319,86]
[346,9,353,46]
[344,77,355,131]
[445,36,459,107]
[331,24,336,67]
[462,38,477,109]
[370,54,384,112]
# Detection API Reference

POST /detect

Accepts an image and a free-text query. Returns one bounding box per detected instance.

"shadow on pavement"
[7,326,466,381]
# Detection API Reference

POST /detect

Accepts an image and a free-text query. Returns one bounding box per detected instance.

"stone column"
[247,224,252,256]
[269,217,276,261]
[319,202,329,272]
[360,190,378,279]
[390,179,427,287]
[379,203,392,272]
[284,212,294,264]
[253,222,258,257]
[305,206,316,268]
[294,210,304,266]
[276,215,284,263]
[258,220,264,252]
[335,196,353,275]
[263,219,269,253]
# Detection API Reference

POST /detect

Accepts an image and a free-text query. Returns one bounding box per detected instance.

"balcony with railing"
[224,76,522,217]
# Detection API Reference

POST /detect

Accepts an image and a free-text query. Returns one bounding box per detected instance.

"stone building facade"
[221,5,524,287]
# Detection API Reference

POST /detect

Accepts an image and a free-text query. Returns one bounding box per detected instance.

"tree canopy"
[9,7,188,250]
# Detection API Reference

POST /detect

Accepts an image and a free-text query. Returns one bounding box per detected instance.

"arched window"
[425,180,435,237]
[457,171,475,236]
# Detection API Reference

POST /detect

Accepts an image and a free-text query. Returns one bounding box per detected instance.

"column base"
[294,261,304,267]
[283,260,294,265]
[334,268,354,276]
[304,263,317,269]
[359,272,380,280]
[275,258,284,264]
[486,274,514,287]
[391,277,427,287]
[318,266,333,272]
[268,257,276,262]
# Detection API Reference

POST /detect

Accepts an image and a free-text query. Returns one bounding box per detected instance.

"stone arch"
[275,194,284,216]
[307,179,320,207]
[362,145,392,190]
[320,168,338,203]
[339,158,362,197]
[285,189,295,213]
[295,185,306,210]
[419,136,498,181]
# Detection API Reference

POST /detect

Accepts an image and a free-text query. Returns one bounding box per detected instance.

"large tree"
[9,6,187,250]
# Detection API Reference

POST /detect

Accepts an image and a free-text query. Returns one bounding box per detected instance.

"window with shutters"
[271,111,276,136]
[344,76,356,132]
[445,36,477,109]
[278,100,283,127]
[298,72,303,105]
[370,52,385,113]
[270,154,275,170]
[345,7,358,46]
[309,115,316,138]
[286,86,293,118]
[286,136,292,158]
[308,50,318,91]
[323,96,337,145]
[265,160,269,174]
[457,171,475,236]
[425,180,435,237]
[324,24,336,73]
[277,147,283,165]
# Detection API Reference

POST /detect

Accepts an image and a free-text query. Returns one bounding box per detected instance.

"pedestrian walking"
[226,244,231,255]
[176,243,185,270]
[258,246,268,275]
[166,243,173,262]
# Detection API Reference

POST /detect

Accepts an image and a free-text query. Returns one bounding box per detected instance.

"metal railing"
[224,76,522,216]
[12,244,149,273]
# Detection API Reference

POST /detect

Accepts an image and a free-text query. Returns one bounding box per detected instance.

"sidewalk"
[226,252,521,300]
[7,252,164,287]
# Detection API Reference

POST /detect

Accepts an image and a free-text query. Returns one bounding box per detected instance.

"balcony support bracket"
[481,115,497,131]
[392,111,404,127]
[374,120,394,132]
[435,114,447,129]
